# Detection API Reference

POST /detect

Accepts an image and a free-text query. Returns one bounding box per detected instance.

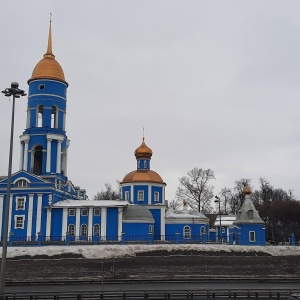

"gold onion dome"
[244,186,251,195]
[28,21,67,85]
[134,138,153,159]
[122,170,165,184]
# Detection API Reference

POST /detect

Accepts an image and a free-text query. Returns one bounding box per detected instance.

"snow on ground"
[1,244,300,259]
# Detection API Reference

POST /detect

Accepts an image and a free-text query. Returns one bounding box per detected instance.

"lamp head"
[11,82,19,89]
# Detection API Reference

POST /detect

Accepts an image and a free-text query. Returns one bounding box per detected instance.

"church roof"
[234,187,264,225]
[123,205,154,222]
[134,138,153,159]
[53,199,129,208]
[28,20,67,85]
[166,208,209,220]
[121,170,165,184]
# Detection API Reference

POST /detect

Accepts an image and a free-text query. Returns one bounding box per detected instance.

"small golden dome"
[244,186,251,195]
[28,21,67,85]
[122,170,165,184]
[134,138,153,159]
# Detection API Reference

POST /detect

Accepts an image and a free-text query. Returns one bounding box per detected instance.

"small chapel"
[0,21,266,246]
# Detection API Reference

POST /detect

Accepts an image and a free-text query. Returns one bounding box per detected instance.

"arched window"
[37,105,44,127]
[249,231,256,242]
[32,145,43,174]
[183,226,191,239]
[51,106,57,128]
[81,224,88,237]
[68,224,75,236]
[15,179,29,188]
[200,226,206,235]
[93,224,100,236]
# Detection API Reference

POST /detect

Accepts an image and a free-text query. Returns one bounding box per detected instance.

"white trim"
[138,190,144,201]
[23,140,29,171]
[183,225,191,239]
[0,195,3,239]
[123,220,154,224]
[75,208,80,239]
[101,207,107,240]
[88,207,93,237]
[249,231,256,242]
[46,208,51,240]
[62,208,68,240]
[26,194,34,239]
[28,94,67,101]
[56,140,62,173]
[36,194,42,237]
[148,184,152,205]
[15,196,26,210]
[19,142,24,170]
[8,195,13,236]
[130,185,133,202]
[165,219,208,224]
[118,207,122,241]
[160,206,165,240]
[46,134,64,141]
[12,177,30,184]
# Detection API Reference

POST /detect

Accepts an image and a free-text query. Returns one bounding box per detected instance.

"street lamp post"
[214,195,222,243]
[0,82,26,298]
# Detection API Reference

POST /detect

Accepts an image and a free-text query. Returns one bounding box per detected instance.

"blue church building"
[0,22,266,246]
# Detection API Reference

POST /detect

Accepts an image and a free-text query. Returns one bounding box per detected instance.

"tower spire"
[45,13,55,58]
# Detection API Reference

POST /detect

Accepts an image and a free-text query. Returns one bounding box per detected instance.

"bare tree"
[176,167,215,213]
[93,183,121,200]
[233,178,252,208]
[168,198,182,210]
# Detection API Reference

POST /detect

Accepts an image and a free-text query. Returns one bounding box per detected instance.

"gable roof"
[0,170,50,185]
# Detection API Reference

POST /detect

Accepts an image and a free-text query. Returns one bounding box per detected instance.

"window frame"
[81,224,88,237]
[93,224,100,236]
[200,226,206,235]
[94,208,101,216]
[154,192,159,202]
[149,225,154,233]
[138,190,144,201]
[16,197,26,210]
[221,227,225,233]
[15,179,29,188]
[125,191,129,201]
[68,208,75,216]
[68,224,75,236]
[249,231,256,242]
[81,208,88,216]
[183,226,191,239]
[14,215,25,229]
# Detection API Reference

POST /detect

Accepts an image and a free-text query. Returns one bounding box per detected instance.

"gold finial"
[142,127,145,142]
[244,186,251,195]
[45,13,54,58]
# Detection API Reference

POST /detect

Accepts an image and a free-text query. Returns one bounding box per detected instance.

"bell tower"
[19,20,70,181]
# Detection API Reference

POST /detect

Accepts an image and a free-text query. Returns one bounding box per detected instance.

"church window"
[248,210,254,219]
[137,161,140,168]
[68,224,75,236]
[125,191,129,201]
[81,224,88,236]
[15,179,29,188]
[69,209,75,216]
[14,215,25,229]
[81,209,88,216]
[221,227,225,233]
[249,231,256,242]
[144,161,147,168]
[154,192,159,202]
[94,208,101,216]
[16,197,25,210]
[38,84,45,90]
[183,226,191,239]
[51,106,58,128]
[93,224,100,236]
[149,225,154,233]
[138,191,144,201]
[37,105,44,127]
[32,145,43,175]
[201,226,206,235]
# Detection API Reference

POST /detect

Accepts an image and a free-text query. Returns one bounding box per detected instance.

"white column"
[19,142,24,170]
[0,195,4,240]
[130,185,134,203]
[56,140,62,174]
[8,195,13,237]
[64,140,70,177]
[46,138,52,173]
[62,208,68,241]
[88,207,93,238]
[160,207,165,241]
[148,184,152,205]
[26,194,34,240]
[101,207,107,241]
[75,208,80,239]
[162,185,166,204]
[36,194,43,238]
[118,207,123,241]
[46,209,52,240]
[23,140,29,171]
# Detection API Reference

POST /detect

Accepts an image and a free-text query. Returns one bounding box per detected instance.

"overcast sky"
[0,1,299,202]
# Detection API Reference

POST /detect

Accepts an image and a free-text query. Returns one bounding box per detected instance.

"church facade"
[0,22,265,246]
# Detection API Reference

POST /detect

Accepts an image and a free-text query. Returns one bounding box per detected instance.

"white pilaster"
[23,140,29,171]
[56,140,62,174]
[26,194,34,240]
[148,184,152,205]
[0,195,4,240]
[46,209,52,240]
[19,142,24,170]
[46,138,52,173]
[130,185,134,202]
[101,207,107,241]
[75,208,80,239]
[8,195,13,237]
[62,208,68,240]
[88,207,93,238]
[162,185,165,204]
[36,194,43,238]
[118,207,122,241]
[64,140,70,177]
[160,207,165,241]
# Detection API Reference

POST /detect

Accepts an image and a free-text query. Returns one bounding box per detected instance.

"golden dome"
[134,138,153,159]
[122,170,165,184]
[244,186,251,195]
[28,21,67,85]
